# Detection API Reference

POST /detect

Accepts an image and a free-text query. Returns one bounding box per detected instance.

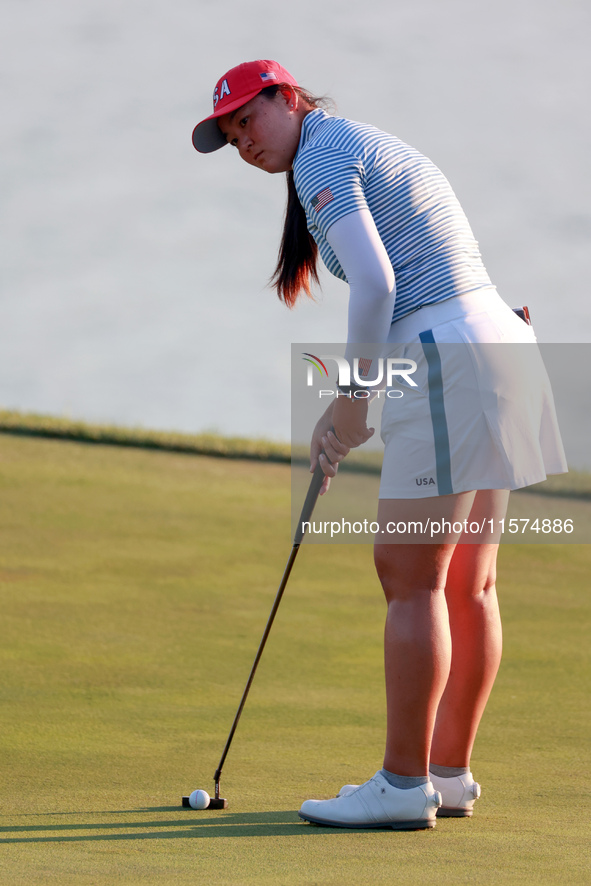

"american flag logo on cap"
[259,71,277,82]
[311,187,334,213]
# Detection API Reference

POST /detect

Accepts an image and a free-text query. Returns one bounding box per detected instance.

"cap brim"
[192,118,227,153]
[192,89,264,153]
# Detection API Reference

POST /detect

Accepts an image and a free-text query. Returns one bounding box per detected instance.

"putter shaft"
[213,460,326,798]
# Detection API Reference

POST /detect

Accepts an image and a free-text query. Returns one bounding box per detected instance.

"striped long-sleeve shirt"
[293,109,494,323]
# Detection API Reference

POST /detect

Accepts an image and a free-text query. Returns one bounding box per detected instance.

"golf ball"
[188,789,210,810]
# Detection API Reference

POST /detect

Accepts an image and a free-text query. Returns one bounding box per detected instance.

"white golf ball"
[188,789,210,810]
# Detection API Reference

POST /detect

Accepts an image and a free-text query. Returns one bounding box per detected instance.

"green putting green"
[0,433,589,884]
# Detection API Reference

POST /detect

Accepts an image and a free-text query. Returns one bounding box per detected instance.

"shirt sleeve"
[293,146,368,239]
[325,209,396,355]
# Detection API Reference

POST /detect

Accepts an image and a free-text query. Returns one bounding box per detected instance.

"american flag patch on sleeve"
[311,187,334,213]
[358,357,373,377]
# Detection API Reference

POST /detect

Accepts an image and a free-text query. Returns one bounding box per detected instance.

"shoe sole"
[299,813,435,830]
[437,806,473,817]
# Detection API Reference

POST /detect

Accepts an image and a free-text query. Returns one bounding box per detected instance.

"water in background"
[1,0,590,464]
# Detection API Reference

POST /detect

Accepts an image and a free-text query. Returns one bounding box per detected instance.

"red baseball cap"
[192,59,299,153]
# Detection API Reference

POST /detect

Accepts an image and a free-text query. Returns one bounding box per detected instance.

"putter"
[182,458,327,809]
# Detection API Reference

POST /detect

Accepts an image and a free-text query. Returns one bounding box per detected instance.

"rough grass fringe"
[0,408,588,498]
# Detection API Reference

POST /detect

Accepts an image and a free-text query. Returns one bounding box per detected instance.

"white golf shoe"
[338,769,481,818]
[299,771,441,830]
[429,771,481,817]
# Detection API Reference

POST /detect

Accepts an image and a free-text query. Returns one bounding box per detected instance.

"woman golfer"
[192,60,566,830]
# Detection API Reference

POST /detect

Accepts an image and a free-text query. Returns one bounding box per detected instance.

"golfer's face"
[217,93,301,174]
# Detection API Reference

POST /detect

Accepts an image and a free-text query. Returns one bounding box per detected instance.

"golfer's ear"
[279,85,297,108]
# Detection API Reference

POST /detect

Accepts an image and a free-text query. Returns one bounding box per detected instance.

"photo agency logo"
[301,352,418,399]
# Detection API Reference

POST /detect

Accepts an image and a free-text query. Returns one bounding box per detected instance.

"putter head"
[208,797,228,809]
[181,795,228,809]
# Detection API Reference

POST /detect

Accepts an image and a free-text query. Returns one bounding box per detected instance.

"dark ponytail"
[261,85,333,308]
[271,169,319,307]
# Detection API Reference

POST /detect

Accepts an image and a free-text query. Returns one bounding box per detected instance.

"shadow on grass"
[0,810,411,842]
[16,807,202,816]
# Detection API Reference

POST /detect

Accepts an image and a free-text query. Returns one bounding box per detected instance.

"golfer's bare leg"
[374,492,477,776]
[430,490,509,767]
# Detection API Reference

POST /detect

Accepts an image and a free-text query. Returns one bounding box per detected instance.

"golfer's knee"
[374,544,447,600]
[446,544,499,600]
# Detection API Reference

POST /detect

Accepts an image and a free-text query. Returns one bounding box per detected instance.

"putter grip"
[293,460,326,545]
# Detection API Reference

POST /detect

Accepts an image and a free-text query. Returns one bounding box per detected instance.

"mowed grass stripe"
[0,433,589,885]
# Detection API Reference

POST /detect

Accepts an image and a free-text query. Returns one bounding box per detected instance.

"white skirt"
[379,289,568,499]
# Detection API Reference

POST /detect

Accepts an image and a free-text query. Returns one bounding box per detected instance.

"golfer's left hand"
[331,396,375,449]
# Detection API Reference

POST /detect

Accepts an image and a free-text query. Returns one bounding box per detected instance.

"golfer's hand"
[332,395,375,449]
[310,409,350,495]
